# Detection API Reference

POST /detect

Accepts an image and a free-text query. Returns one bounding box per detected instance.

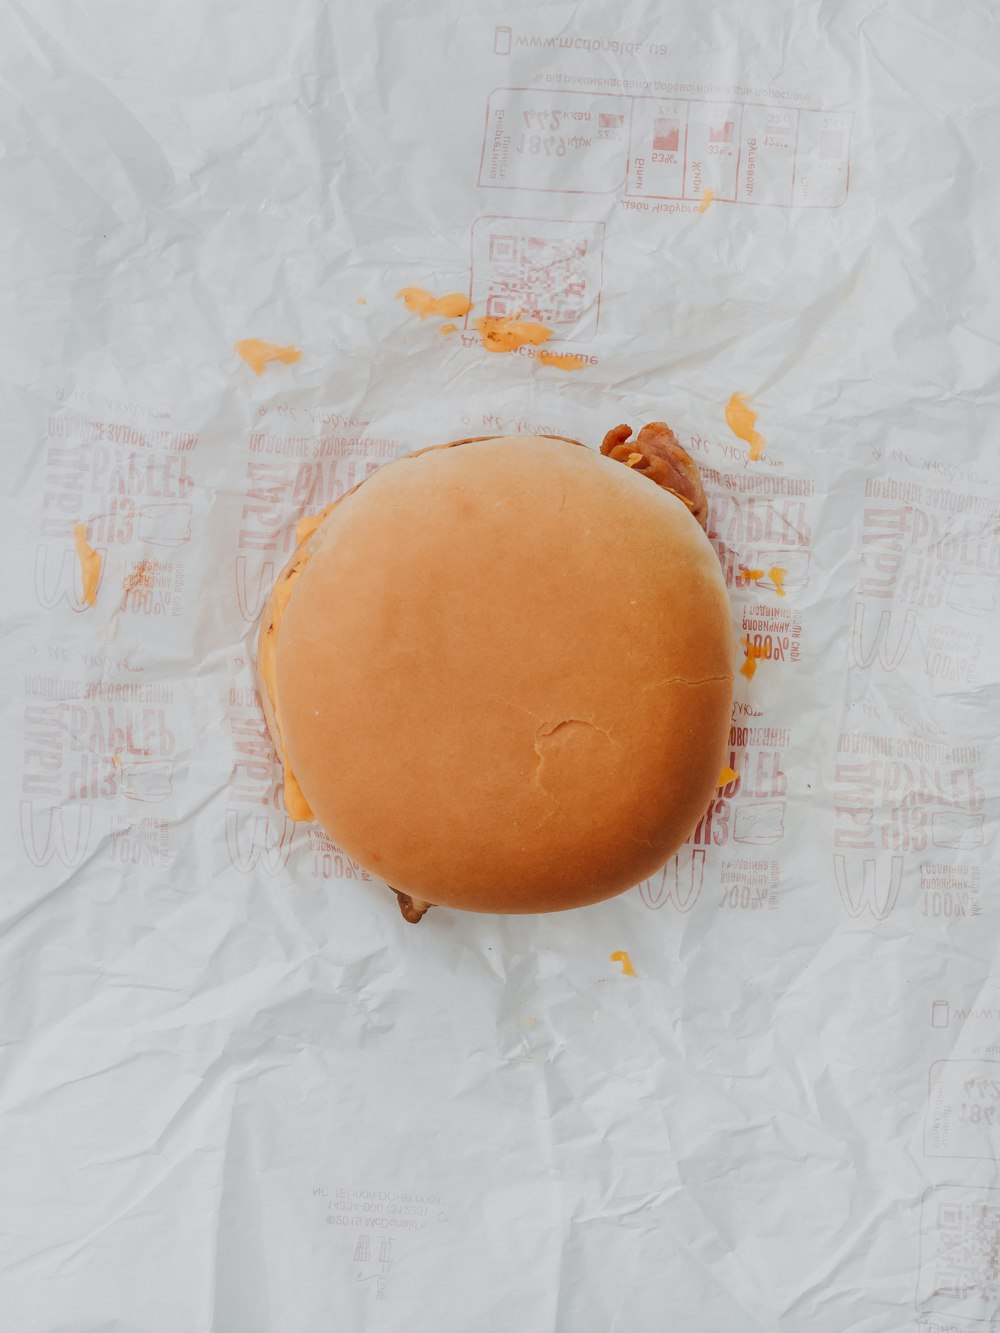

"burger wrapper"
[2,4,999,1330]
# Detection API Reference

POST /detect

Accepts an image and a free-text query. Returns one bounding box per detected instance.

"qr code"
[918,1186,1000,1323]
[484,234,589,324]
[472,217,605,337]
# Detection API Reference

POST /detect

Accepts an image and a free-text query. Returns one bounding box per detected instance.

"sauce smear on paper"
[739,635,761,680]
[610,951,637,978]
[537,351,586,371]
[72,523,101,607]
[235,340,302,375]
[396,288,472,320]
[725,393,766,461]
[475,315,553,353]
[123,560,154,596]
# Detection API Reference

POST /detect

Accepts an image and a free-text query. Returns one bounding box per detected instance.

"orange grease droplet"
[610,951,637,978]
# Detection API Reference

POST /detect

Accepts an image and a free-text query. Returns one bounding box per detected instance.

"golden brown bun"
[269,434,734,914]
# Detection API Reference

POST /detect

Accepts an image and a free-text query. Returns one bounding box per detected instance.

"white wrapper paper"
[2,2,1000,1330]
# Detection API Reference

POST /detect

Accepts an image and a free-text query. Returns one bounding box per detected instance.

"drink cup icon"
[121,760,173,803]
[733,801,785,845]
[758,550,810,595]
[138,502,192,547]
[931,810,983,850]
[947,572,999,617]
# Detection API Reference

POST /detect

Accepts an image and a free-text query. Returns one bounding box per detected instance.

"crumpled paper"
[2,2,1000,1329]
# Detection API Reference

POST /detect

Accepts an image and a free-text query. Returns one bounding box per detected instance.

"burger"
[256,424,734,922]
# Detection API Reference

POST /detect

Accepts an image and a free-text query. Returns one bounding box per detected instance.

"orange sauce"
[235,340,302,375]
[72,523,101,607]
[725,393,766,461]
[396,288,472,320]
[474,315,553,353]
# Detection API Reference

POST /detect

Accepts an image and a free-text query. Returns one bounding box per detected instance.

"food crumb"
[72,523,101,608]
[717,766,740,787]
[396,287,472,320]
[698,188,715,213]
[439,323,457,336]
[769,566,787,596]
[235,339,302,376]
[356,297,367,305]
[739,566,765,582]
[610,950,637,978]
[725,392,766,462]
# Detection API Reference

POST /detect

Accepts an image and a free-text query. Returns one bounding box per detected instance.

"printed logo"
[34,544,97,612]
[638,848,706,912]
[833,852,904,920]
[19,800,94,868]
[225,809,295,875]
[851,603,917,671]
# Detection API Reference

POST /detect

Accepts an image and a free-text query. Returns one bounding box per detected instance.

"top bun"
[260,432,734,917]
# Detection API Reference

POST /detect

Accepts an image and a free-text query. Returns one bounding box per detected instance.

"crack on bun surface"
[254,428,733,921]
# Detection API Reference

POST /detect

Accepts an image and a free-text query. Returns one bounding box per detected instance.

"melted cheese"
[295,511,327,545]
[258,569,314,821]
[258,502,337,822]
